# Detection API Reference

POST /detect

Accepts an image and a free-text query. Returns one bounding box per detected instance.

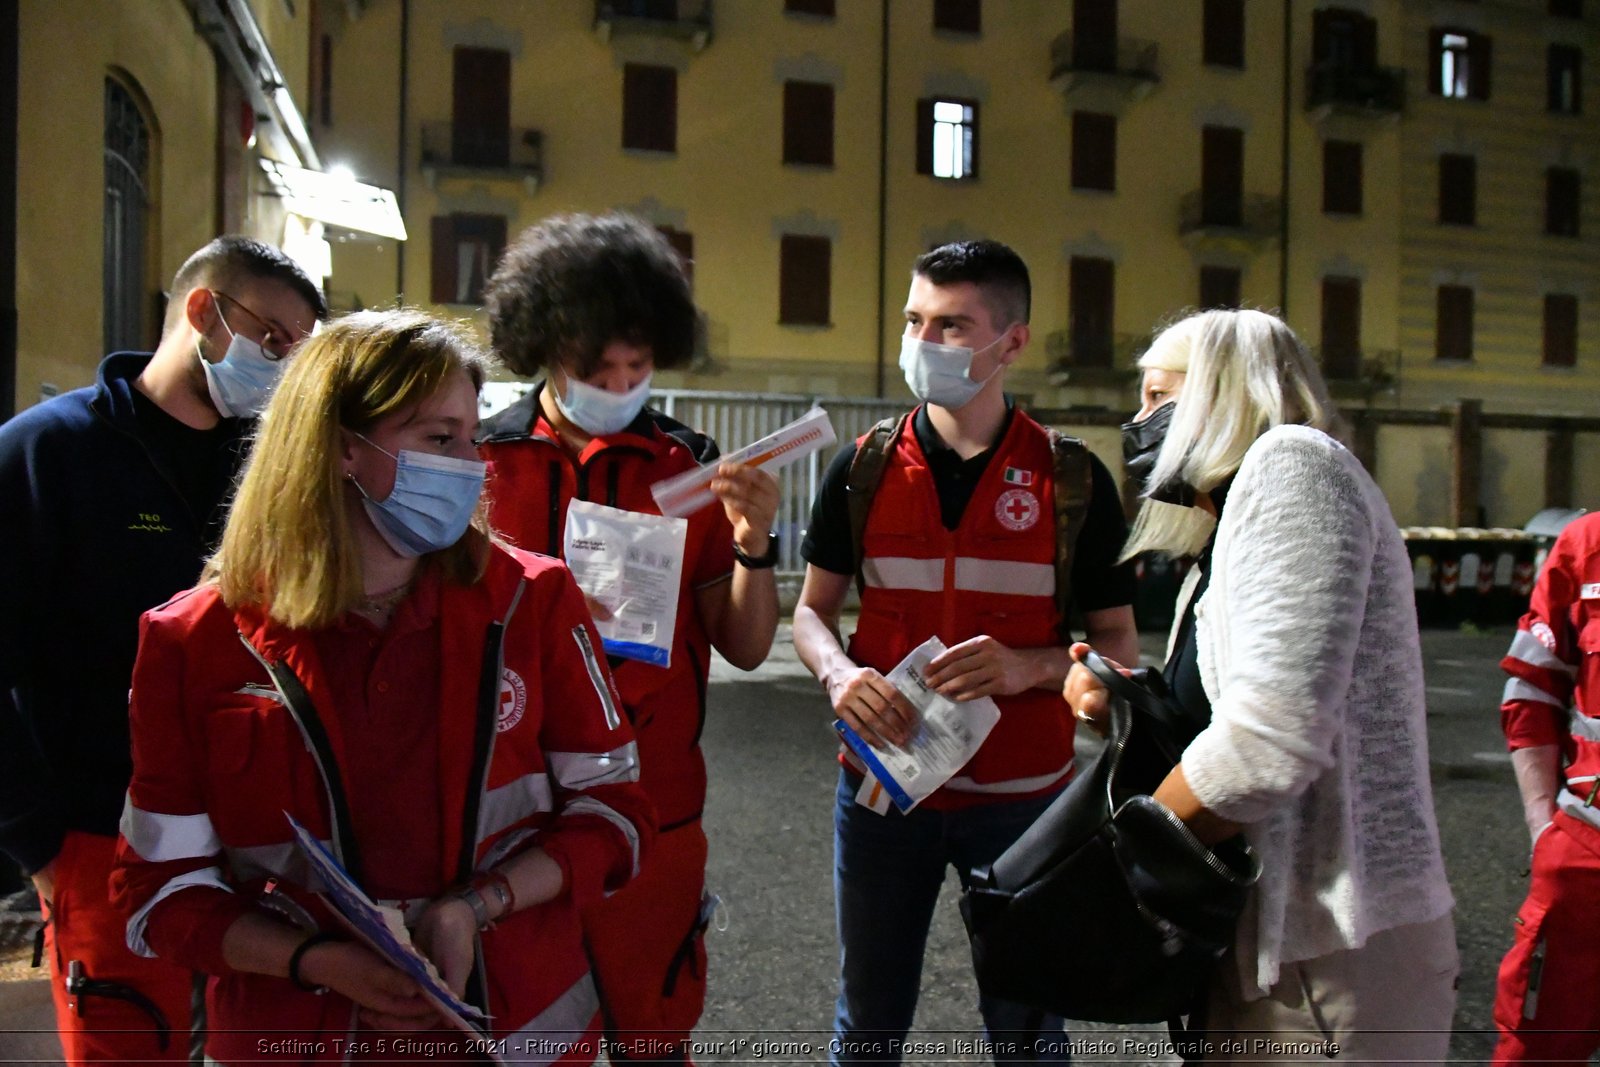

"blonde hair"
[211,309,494,628]
[1122,309,1342,560]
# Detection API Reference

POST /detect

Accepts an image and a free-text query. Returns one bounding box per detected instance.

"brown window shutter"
[1071,111,1116,191]
[1323,140,1363,215]
[779,235,831,326]
[1068,256,1115,368]
[1544,294,1579,367]
[1547,168,1581,237]
[966,100,980,180]
[783,80,835,167]
[916,98,935,175]
[1439,154,1476,225]
[623,64,677,152]
[1199,266,1241,310]
[1203,0,1245,69]
[660,227,694,288]
[1201,125,1244,226]
[452,47,511,167]
[1436,286,1474,362]
[1428,28,1445,96]
[1470,33,1492,100]
[1321,276,1363,379]
[430,216,457,305]
[786,0,836,14]
[934,0,981,35]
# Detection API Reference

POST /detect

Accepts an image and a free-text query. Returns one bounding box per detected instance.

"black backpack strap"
[846,414,908,596]
[1047,429,1093,639]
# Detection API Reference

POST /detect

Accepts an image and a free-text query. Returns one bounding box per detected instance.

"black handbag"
[959,651,1261,1024]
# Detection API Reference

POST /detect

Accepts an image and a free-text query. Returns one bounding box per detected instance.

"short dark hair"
[485,213,697,379]
[165,235,328,332]
[912,240,1031,328]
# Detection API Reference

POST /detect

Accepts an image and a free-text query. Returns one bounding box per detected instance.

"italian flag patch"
[1002,467,1034,486]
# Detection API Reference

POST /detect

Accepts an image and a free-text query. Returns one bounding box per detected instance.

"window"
[1547,167,1581,237]
[1072,0,1118,72]
[1436,285,1474,362]
[1430,28,1491,100]
[1069,256,1115,368]
[1321,276,1362,380]
[785,0,835,15]
[1071,111,1116,191]
[1203,0,1245,69]
[104,77,151,354]
[1199,266,1241,310]
[452,47,511,167]
[1323,140,1363,215]
[1551,0,1583,17]
[1438,153,1476,226]
[783,80,834,167]
[430,214,506,306]
[933,0,981,34]
[659,226,694,289]
[1201,125,1244,226]
[622,63,676,153]
[1549,45,1582,114]
[917,98,978,180]
[1544,294,1578,367]
[316,33,332,125]
[1313,8,1378,70]
[779,234,830,326]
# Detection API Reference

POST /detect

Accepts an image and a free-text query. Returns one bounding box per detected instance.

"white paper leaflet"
[286,812,502,1059]
[834,636,1001,814]
[563,500,688,667]
[649,406,836,518]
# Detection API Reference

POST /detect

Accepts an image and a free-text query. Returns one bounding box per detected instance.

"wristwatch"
[733,531,780,570]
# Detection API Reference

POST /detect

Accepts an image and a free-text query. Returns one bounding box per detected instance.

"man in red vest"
[793,240,1138,1065]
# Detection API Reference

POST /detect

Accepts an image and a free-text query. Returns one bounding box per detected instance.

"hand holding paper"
[651,406,836,518]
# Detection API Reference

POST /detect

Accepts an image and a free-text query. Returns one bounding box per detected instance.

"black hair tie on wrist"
[288,931,343,994]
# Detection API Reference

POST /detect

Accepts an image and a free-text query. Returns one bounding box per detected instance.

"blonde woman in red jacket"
[112,310,654,1065]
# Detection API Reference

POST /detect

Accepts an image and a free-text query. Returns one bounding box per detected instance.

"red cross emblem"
[995,488,1040,532]
[498,668,527,733]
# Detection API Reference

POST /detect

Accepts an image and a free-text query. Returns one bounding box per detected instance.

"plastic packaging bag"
[563,500,688,667]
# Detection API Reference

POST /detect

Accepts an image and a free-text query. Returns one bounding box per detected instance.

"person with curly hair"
[479,213,779,1062]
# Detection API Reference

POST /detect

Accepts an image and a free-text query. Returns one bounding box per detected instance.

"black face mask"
[1120,401,1197,508]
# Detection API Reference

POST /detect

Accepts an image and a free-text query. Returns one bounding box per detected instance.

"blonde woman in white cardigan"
[1065,309,1457,1063]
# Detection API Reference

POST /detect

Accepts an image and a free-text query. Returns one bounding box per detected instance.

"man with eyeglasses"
[0,235,324,1064]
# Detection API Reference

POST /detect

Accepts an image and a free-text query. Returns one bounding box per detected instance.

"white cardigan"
[1178,425,1454,995]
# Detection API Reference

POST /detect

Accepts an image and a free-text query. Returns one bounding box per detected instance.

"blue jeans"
[831,771,1070,1065]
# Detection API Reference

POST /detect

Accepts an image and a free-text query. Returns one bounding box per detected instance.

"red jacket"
[111,544,654,1064]
[847,409,1073,809]
[479,389,734,830]
[1502,512,1600,819]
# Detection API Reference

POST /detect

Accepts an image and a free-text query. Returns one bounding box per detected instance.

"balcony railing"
[1316,347,1401,401]
[1305,63,1405,119]
[1178,191,1281,251]
[1048,31,1159,100]
[594,0,713,51]
[1044,330,1146,386]
[419,123,544,194]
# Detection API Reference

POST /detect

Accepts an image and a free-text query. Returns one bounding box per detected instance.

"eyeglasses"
[210,290,302,360]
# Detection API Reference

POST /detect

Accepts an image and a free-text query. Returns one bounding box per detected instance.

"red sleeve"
[689,502,736,588]
[1501,530,1583,751]
[526,564,657,910]
[110,608,253,976]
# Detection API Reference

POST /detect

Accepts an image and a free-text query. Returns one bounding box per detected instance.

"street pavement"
[0,622,1553,1064]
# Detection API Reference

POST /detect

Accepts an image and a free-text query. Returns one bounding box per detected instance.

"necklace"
[356,580,412,618]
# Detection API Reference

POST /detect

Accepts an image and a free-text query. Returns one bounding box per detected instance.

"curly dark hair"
[912,239,1031,328]
[485,213,697,378]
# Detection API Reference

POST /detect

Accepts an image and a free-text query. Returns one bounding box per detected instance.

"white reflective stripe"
[1571,709,1600,743]
[225,840,329,891]
[561,796,642,877]
[479,772,555,842]
[571,626,622,731]
[119,801,221,863]
[954,558,1055,597]
[126,866,230,958]
[862,556,943,593]
[547,743,640,791]
[946,758,1074,796]
[506,972,601,1065]
[1558,787,1600,834]
[1504,677,1564,709]
[1508,630,1574,674]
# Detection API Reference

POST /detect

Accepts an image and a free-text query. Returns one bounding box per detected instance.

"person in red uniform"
[111,309,654,1065]
[792,240,1139,1065]
[1493,510,1600,1064]
[0,235,324,1064]
[478,213,779,1062]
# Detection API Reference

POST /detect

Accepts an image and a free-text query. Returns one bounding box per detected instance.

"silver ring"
[1073,705,1095,724]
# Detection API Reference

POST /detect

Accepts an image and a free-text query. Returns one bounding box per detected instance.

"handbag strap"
[1080,651,1188,765]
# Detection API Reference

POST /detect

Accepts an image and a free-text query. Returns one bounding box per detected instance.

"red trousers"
[42,832,193,1065]
[582,821,710,1063]
[1494,811,1600,1065]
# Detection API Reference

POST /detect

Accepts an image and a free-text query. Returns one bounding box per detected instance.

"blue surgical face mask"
[349,434,487,558]
[898,330,1010,410]
[553,373,652,436]
[199,319,285,419]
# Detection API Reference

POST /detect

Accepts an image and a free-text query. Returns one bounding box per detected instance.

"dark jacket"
[0,353,251,872]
